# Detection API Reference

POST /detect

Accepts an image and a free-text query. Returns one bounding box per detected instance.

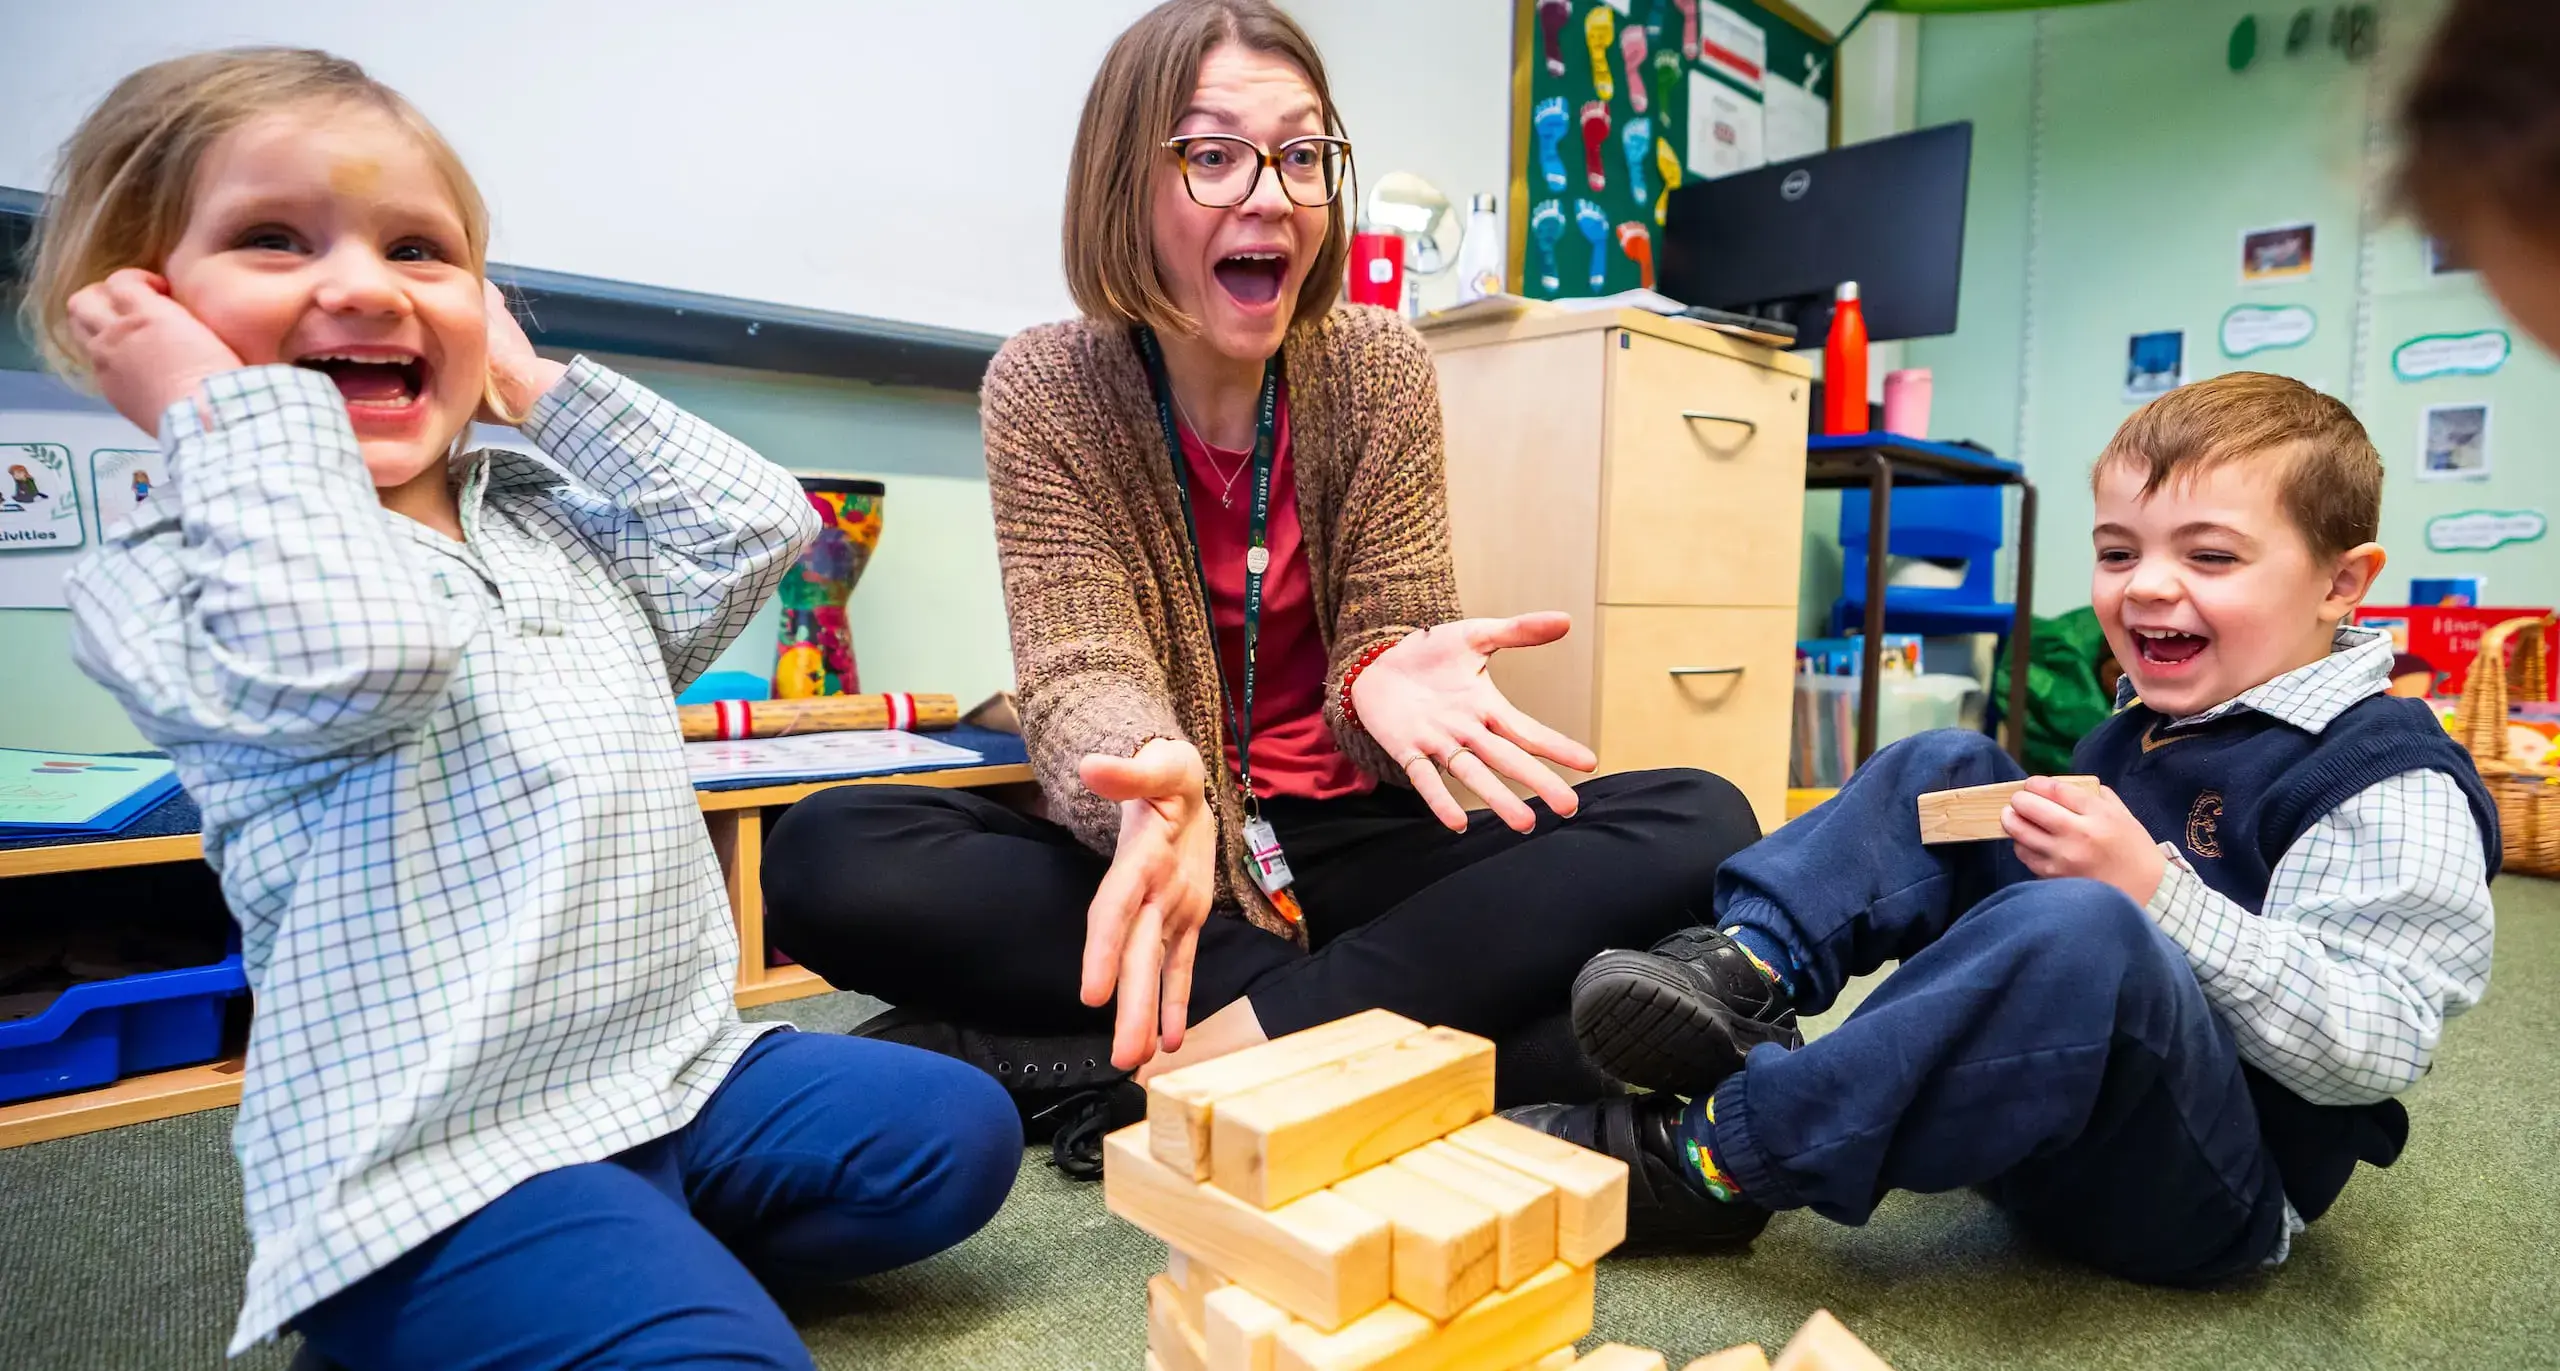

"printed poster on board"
[0,370,154,610]
[1687,71,1764,180]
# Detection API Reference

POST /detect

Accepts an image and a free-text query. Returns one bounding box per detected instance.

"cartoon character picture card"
[0,444,84,552]
[88,448,158,536]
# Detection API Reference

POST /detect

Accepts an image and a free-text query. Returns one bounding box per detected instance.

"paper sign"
[1686,70,1764,180]
[2240,222,2315,284]
[2220,304,2315,357]
[0,444,86,554]
[2418,402,2491,481]
[87,448,160,538]
[1696,0,1767,92]
[2425,509,2546,552]
[2125,329,2186,402]
[2392,330,2511,381]
[1764,73,1829,164]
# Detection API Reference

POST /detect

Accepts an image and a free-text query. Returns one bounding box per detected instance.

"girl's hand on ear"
[478,280,567,424]
[63,270,242,437]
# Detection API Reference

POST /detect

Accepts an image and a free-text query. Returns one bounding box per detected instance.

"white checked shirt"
[64,359,817,1351]
[2127,625,2495,1109]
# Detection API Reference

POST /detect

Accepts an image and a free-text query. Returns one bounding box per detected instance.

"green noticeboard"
[1509,0,1838,301]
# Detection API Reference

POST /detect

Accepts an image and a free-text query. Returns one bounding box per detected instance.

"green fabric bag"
[1990,607,2119,775]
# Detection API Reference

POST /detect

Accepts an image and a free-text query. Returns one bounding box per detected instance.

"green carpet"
[5,879,2554,1370]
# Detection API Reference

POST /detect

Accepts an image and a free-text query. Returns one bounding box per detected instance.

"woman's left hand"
[478,280,567,423]
[1350,613,1599,833]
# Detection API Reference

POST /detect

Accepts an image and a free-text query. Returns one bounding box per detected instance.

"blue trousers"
[1710,730,2290,1285]
[294,1030,1019,1370]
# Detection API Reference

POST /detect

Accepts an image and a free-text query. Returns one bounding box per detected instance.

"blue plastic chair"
[1828,486,2016,639]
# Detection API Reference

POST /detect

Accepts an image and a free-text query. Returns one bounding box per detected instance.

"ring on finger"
[1399,751,1431,771]
[1441,747,1476,770]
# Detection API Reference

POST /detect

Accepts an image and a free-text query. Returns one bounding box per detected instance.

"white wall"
[0,0,1156,337]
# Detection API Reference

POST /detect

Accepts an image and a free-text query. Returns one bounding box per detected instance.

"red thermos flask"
[1823,281,1869,436]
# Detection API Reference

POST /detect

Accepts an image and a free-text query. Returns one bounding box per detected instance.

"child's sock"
[1672,1093,1746,1203]
[1722,922,1801,1002]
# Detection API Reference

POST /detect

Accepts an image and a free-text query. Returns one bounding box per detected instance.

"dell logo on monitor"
[1781,169,1813,201]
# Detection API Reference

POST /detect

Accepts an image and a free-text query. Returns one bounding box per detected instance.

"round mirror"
[1365,172,1457,275]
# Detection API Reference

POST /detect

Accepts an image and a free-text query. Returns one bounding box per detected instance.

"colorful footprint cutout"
[1672,0,1700,58]
[1653,136,1682,225]
[1530,199,1566,293]
[1580,101,1612,193]
[1650,49,1682,121]
[1575,198,1611,291]
[1621,27,1651,113]
[1534,97,1569,191]
[1617,222,1655,289]
[1538,0,1571,75]
[1622,117,1653,204]
[1584,5,1618,103]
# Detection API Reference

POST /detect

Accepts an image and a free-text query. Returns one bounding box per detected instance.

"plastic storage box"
[0,954,247,1105]
[1792,673,1985,788]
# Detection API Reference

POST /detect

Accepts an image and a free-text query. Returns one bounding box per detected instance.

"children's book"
[0,750,181,835]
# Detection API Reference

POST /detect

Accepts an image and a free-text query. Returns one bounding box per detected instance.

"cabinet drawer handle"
[1679,411,1759,437]
[1668,665,1746,677]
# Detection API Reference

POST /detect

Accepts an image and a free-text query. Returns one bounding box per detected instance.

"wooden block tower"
[1105,1008,1630,1371]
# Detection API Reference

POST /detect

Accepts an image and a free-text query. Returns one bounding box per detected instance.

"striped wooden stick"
[678,692,960,741]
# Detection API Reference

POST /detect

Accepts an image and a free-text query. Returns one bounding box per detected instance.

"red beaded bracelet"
[1337,636,1403,732]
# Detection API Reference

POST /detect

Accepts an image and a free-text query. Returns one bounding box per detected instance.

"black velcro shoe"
[851,1007,1143,1174]
[1569,925,1803,1098]
[1500,1095,1770,1251]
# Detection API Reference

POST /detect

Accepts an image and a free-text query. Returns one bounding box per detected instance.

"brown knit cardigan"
[980,303,1464,940]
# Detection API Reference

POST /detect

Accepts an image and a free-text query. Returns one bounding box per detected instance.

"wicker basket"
[2451,614,2560,878]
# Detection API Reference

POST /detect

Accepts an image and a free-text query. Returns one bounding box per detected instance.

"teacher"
[763,0,1762,1157]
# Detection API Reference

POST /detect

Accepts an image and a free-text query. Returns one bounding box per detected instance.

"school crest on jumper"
[2185,790,2224,858]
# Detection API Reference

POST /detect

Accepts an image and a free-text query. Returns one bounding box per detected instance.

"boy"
[2397,0,2560,356]
[1511,373,2500,1285]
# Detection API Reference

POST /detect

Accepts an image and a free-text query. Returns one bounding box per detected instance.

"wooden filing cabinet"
[1427,309,1811,831]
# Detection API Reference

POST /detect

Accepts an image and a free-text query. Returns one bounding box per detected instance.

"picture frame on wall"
[2124,329,2186,402]
[2240,222,2316,285]
[2418,402,2492,481]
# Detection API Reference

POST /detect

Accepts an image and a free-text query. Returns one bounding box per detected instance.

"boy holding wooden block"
[1517,375,2501,1286]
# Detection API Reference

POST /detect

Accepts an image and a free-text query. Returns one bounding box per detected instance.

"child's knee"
[1873,728,2020,791]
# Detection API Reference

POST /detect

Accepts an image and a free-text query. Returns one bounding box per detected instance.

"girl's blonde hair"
[22,47,491,385]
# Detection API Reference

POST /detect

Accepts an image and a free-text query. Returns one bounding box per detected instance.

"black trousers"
[762,768,1759,1054]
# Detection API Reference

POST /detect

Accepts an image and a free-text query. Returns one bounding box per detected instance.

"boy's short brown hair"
[2094,372,2382,560]
[2394,0,2560,240]
[1062,0,1350,335]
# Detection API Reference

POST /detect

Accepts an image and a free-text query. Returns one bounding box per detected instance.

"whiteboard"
[0,0,1160,339]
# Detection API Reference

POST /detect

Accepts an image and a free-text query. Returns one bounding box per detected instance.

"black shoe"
[1499,1095,1770,1251]
[1569,926,1803,1098]
[850,1007,1144,1176]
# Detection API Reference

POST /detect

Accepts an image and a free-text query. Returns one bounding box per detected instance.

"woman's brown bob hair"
[1063,0,1350,335]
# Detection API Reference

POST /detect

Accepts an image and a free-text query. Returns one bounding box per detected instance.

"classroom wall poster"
[0,371,154,610]
[1763,69,1828,164]
[2124,329,2186,402]
[2425,509,2545,553]
[2392,330,2510,381]
[1686,70,1763,180]
[2219,304,2316,357]
[2239,222,2315,285]
[2418,401,2491,481]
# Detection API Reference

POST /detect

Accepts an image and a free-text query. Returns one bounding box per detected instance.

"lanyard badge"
[1134,325,1303,925]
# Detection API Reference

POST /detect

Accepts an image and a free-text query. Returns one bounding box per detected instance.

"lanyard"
[1132,325,1282,809]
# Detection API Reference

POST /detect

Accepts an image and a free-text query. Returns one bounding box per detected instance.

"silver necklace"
[1172,390,1253,508]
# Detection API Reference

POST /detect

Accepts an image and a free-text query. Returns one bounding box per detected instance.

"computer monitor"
[1657,121,1972,349]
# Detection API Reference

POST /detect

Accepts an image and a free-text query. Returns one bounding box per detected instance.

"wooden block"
[1152,1274,1211,1371]
[1205,1284,1294,1371]
[1572,1346,1669,1370]
[1275,1261,1595,1371]
[1168,1247,1233,1330]
[1152,1010,1427,1179]
[1445,1117,1629,1266]
[1914,775,2098,843]
[1391,1142,1559,1288]
[1331,1163,1501,1320]
[1212,1026,1497,1209]
[1682,1348,1771,1371]
[1769,1311,1893,1371]
[1105,1124,1391,1331]
[1517,1349,1580,1371]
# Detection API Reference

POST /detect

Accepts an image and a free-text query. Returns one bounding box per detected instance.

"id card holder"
[1242,814,1304,924]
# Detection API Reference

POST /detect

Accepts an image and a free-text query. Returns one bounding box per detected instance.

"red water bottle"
[1823,280,1870,436]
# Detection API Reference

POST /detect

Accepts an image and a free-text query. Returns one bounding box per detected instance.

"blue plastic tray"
[0,954,248,1105]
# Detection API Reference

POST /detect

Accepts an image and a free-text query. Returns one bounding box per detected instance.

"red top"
[1178,388,1375,801]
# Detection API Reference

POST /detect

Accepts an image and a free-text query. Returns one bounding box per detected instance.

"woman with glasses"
[762,0,1762,1198]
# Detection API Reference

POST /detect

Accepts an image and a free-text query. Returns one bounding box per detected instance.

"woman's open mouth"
[1213,251,1289,308]
[295,350,433,436]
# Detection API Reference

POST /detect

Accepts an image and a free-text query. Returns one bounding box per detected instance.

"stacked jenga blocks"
[1106,1009,1628,1370]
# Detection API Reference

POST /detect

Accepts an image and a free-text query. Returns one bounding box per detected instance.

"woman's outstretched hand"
[1080,737,1217,1071]
[1350,613,1599,833]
